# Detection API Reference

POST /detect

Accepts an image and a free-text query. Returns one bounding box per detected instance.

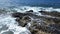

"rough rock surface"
[39,11,60,17]
[12,10,60,34]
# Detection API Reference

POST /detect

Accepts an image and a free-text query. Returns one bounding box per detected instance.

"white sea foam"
[13,6,60,12]
[0,13,31,34]
[12,6,60,16]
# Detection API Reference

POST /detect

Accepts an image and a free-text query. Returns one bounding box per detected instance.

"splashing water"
[0,12,31,34]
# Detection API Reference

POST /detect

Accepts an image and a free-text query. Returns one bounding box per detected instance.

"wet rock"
[39,11,49,15]
[12,12,38,20]
[39,15,60,24]
[12,12,36,18]
[39,11,60,17]
[12,12,25,18]
[16,16,31,27]
[34,23,60,34]
[23,16,31,20]
[19,29,31,34]
[28,20,43,34]
[49,24,60,31]
[51,11,60,17]
[52,18,60,24]
[27,17,60,34]
[12,10,60,34]
[35,30,51,34]
[26,10,33,13]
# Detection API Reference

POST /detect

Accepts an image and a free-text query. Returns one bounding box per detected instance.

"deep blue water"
[0,0,60,8]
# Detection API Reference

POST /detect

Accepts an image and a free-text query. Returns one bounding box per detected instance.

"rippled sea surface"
[0,0,60,8]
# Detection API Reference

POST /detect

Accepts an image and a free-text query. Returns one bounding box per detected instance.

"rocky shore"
[12,10,60,34]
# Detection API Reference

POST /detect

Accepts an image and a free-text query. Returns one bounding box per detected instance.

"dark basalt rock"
[39,11,60,17]
[49,24,60,31]
[12,12,25,18]
[52,18,60,24]
[15,15,31,27]
[26,10,33,13]
[49,24,60,34]
[12,12,38,19]
[12,10,60,34]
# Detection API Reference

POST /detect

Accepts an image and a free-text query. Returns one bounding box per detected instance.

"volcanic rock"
[39,11,60,17]
[12,10,60,34]
[16,15,31,27]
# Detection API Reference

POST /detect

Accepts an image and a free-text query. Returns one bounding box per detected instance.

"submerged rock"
[0,25,8,32]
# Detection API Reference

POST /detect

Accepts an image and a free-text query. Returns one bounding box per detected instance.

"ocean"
[0,0,60,8]
[0,0,60,34]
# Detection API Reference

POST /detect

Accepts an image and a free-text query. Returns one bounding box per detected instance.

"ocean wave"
[0,12,31,34]
[12,6,60,13]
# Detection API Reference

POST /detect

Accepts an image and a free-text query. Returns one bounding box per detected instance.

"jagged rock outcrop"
[39,11,60,17]
[12,10,60,34]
